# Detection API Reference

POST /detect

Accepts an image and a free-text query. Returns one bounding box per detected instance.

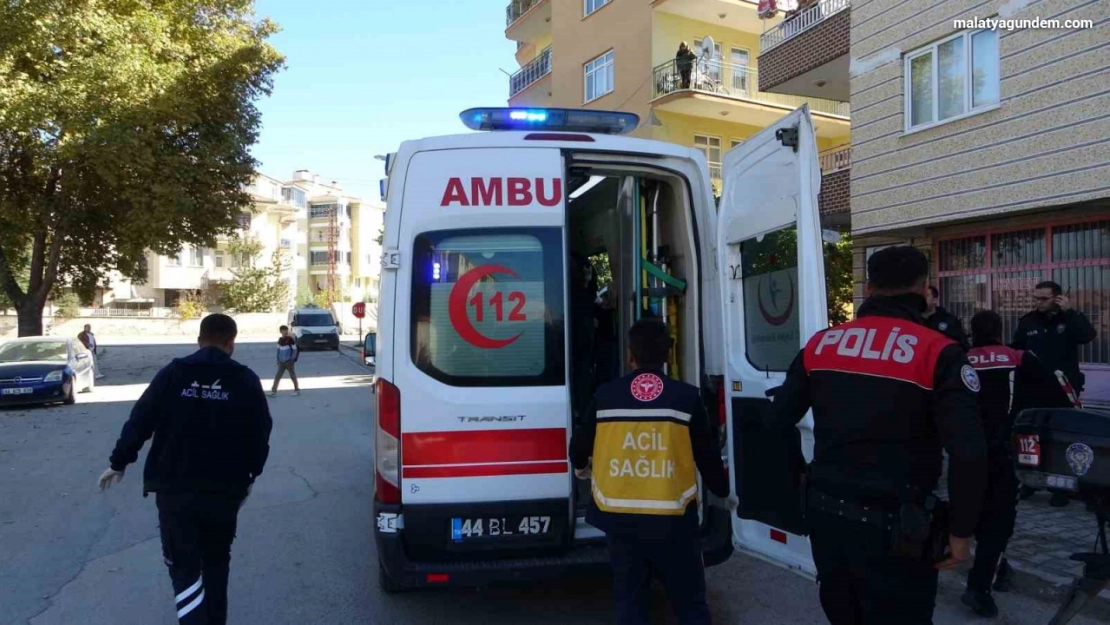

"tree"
[295,286,315,308]
[741,228,855,326]
[219,236,290,313]
[0,247,29,314]
[0,1,284,335]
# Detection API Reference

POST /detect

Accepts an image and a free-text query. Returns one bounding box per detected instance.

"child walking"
[272,325,300,396]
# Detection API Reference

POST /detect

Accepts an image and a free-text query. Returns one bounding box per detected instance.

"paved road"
[0,341,1104,624]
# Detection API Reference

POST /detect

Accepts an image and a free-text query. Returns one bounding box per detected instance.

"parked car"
[363,332,376,367]
[0,337,95,406]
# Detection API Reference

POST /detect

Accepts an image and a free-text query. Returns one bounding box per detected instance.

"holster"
[892,494,949,563]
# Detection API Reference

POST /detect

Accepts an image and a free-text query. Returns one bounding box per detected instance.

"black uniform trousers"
[810,511,939,625]
[608,531,711,625]
[157,492,243,625]
[967,455,1020,592]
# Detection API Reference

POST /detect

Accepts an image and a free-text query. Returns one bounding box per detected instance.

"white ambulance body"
[373,106,828,591]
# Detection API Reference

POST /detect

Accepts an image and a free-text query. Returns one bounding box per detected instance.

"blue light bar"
[460,107,639,135]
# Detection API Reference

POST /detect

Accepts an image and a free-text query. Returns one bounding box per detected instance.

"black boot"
[992,558,1013,593]
[962,589,999,618]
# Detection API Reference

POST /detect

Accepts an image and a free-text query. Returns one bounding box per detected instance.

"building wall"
[849,0,1109,236]
[548,0,654,138]
[819,167,851,216]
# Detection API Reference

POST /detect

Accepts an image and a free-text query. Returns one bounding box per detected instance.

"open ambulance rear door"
[718,106,828,578]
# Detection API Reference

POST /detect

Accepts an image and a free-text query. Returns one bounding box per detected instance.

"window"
[281,186,307,208]
[310,251,331,266]
[935,220,1110,364]
[731,139,745,150]
[188,247,203,267]
[410,228,565,387]
[905,28,999,132]
[237,213,252,230]
[694,134,722,181]
[167,251,182,266]
[730,47,751,95]
[310,203,339,219]
[584,50,614,103]
[739,227,800,372]
[584,0,610,16]
[215,251,224,268]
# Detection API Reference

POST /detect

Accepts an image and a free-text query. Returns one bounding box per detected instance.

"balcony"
[819,144,851,173]
[505,0,550,44]
[509,47,552,99]
[651,59,850,139]
[757,0,850,100]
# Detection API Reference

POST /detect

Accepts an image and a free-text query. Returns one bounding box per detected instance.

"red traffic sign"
[352,302,366,319]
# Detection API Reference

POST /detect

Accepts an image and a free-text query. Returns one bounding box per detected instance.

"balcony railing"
[506,0,542,27]
[760,0,851,53]
[510,46,552,98]
[652,58,850,118]
[819,145,851,173]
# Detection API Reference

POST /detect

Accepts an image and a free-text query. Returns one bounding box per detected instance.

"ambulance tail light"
[375,378,402,504]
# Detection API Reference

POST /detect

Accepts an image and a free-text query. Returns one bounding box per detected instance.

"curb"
[986,561,1110,620]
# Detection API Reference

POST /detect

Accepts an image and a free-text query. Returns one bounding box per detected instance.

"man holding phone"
[1012,281,1096,397]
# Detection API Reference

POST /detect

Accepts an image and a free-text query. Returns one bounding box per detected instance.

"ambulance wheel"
[378,561,406,594]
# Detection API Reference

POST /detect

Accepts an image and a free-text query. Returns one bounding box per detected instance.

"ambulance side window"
[739,226,801,372]
[410,228,566,387]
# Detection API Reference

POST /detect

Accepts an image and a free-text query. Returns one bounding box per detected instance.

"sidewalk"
[1007,491,1103,588]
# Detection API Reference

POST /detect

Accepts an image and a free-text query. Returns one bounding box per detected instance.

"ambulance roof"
[395,130,704,163]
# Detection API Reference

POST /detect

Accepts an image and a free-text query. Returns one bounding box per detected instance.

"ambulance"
[372,106,828,592]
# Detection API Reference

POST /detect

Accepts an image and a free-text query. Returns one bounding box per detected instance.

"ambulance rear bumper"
[374,502,733,590]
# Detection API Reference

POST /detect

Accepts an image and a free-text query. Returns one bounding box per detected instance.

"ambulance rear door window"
[740,226,801,372]
[410,228,566,387]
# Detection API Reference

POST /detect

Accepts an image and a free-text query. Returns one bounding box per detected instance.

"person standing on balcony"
[676,42,696,90]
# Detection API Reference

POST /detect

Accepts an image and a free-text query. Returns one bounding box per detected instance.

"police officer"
[98,314,273,625]
[923,284,969,349]
[962,309,1081,617]
[770,246,987,624]
[570,319,730,625]
[1011,280,1096,397]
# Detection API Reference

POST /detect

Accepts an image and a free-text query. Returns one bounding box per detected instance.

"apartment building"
[102,171,384,310]
[758,0,1108,397]
[505,0,853,226]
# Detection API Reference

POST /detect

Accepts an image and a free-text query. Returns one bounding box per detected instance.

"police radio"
[1011,407,1110,624]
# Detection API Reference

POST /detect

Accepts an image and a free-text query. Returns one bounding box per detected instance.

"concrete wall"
[0,313,289,339]
[850,0,1110,236]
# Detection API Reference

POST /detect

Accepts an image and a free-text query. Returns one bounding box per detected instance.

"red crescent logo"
[758,273,795,326]
[448,265,524,349]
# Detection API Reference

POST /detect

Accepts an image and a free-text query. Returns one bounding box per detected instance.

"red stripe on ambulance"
[402,428,568,476]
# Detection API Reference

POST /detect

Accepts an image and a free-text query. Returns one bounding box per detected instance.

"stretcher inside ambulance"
[372,106,829,591]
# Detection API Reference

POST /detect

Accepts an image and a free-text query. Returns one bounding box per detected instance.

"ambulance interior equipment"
[1012,408,1110,624]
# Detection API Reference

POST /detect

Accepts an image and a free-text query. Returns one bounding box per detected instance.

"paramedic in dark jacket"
[570,319,731,625]
[769,246,987,625]
[924,285,969,349]
[98,314,273,625]
[961,310,1081,618]
[1011,280,1096,396]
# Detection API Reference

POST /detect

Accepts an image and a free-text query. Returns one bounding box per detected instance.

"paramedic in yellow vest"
[570,319,731,625]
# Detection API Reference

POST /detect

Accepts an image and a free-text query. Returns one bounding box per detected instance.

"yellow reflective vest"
[590,373,700,516]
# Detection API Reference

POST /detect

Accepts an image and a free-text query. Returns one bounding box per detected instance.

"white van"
[288,305,341,350]
[373,106,828,591]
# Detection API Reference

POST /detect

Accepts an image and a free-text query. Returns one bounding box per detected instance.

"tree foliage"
[219,236,289,313]
[0,0,284,335]
[741,227,855,326]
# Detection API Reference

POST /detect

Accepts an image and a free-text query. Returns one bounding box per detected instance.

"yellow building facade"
[505,0,851,196]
